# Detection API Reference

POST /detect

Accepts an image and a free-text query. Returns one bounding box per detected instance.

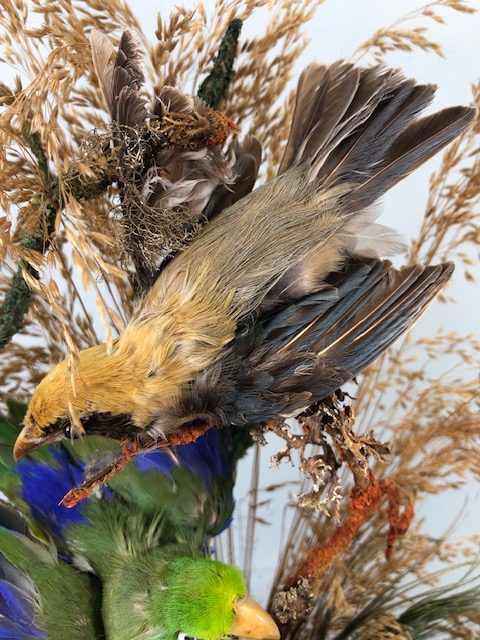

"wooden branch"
[60,421,213,508]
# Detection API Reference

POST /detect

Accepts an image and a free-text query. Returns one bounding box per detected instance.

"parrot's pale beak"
[13,425,45,460]
[231,595,280,640]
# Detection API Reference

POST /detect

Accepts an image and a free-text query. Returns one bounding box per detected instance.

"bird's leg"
[59,442,140,508]
[118,439,140,461]
[141,420,214,451]
[59,422,214,508]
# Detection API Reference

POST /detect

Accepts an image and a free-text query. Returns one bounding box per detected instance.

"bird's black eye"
[63,423,79,440]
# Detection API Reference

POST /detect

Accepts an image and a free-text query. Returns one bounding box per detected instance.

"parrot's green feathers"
[67,497,168,574]
[151,557,247,640]
[0,526,55,568]
[68,500,248,640]
[0,516,103,640]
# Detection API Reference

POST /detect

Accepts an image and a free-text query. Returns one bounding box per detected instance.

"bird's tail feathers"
[90,28,147,127]
[280,61,475,213]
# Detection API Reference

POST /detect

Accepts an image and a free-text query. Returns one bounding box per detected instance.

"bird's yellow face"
[15,357,78,459]
[13,284,239,461]
[13,343,146,460]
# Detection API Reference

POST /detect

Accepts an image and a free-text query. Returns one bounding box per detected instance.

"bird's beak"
[231,595,280,640]
[13,425,45,460]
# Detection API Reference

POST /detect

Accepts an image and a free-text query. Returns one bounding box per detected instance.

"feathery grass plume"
[0,0,479,638]
[351,0,476,64]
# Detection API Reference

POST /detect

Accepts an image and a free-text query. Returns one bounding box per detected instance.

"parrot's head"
[13,342,146,460]
[153,557,280,640]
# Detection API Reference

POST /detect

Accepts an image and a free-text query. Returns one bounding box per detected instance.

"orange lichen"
[204,110,239,146]
[380,478,415,560]
[288,472,414,585]
[150,110,238,150]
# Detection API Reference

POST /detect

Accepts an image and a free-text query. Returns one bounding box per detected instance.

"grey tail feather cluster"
[280,61,475,212]
[90,28,147,128]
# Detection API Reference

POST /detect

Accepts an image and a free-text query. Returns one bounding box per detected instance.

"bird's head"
[152,557,280,640]
[13,343,144,460]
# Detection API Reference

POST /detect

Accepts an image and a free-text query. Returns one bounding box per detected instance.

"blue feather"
[0,582,35,626]
[0,618,43,640]
[0,560,45,639]
[16,449,88,538]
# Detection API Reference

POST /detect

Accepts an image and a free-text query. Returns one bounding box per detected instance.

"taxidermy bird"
[0,400,278,640]
[13,29,475,457]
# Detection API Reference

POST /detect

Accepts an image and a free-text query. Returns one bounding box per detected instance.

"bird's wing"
[166,62,473,321]
[248,260,453,418]
[171,259,452,423]
[0,501,102,640]
[106,426,237,542]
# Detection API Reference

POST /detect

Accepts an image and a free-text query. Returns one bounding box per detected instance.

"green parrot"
[0,399,277,640]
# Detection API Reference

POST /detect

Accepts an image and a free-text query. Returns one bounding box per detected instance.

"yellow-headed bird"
[14,30,475,459]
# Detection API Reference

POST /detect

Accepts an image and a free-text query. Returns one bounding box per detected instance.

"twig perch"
[0,128,57,350]
[273,470,414,627]
[60,421,212,508]
[198,18,243,109]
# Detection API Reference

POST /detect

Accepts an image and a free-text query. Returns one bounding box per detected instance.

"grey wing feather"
[249,260,454,418]
[90,29,116,108]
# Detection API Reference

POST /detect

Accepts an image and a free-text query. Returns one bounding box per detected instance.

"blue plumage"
[135,427,234,485]
[17,449,88,538]
[0,573,44,640]
[15,427,235,543]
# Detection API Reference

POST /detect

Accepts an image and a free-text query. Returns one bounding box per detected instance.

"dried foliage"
[351,0,476,64]
[0,0,479,639]
[0,0,319,384]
